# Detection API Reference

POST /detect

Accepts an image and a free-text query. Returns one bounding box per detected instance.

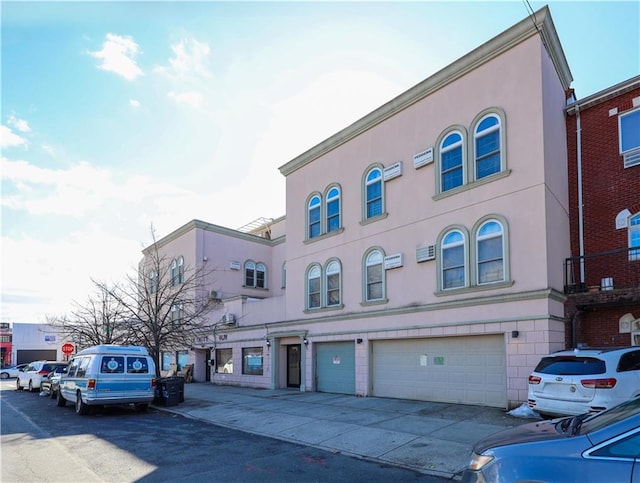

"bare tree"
[94,228,217,377]
[47,283,132,349]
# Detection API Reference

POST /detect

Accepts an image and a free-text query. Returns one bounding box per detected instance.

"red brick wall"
[566,86,640,348]
[567,89,640,257]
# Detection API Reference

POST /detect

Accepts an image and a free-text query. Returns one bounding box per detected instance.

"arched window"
[171,303,183,327]
[149,271,158,294]
[244,261,267,288]
[630,213,640,261]
[307,265,321,309]
[476,220,504,284]
[281,262,287,289]
[442,230,466,289]
[440,131,464,192]
[365,168,383,219]
[244,261,255,287]
[177,256,184,284]
[325,260,341,306]
[308,195,321,239]
[170,259,178,286]
[474,115,501,180]
[326,187,341,233]
[365,249,384,301]
[256,262,266,288]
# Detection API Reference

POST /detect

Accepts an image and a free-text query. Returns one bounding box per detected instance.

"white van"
[57,345,156,415]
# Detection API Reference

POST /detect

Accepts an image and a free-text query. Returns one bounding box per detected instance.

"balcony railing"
[564,247,640,298]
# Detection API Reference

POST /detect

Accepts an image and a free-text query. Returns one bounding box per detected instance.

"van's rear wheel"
[75,392,89,415]
[56,389,66,407]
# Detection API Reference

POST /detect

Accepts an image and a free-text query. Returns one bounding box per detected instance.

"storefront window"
[177,350,189,371]
[216,348,233,374]
[242,347,263,375]
[162,351,173,371]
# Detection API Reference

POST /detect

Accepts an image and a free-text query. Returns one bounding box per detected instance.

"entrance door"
[287,345,301,388]
[204,350,211,382]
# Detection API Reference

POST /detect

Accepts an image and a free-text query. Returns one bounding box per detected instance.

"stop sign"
[61,343,75,354]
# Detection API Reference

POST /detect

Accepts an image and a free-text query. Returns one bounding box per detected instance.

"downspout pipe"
[576,105,585,284]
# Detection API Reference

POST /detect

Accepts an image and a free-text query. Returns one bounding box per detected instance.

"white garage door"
[372,335,506,408]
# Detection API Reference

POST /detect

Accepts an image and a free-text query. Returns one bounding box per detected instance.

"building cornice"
[278,6,571,177]
[142,219,284,254]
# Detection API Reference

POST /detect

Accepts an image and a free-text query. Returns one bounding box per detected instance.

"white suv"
[16,361,68,392]
[528,347,640,417]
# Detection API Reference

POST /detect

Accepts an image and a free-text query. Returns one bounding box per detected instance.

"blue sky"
[1,1,639,324]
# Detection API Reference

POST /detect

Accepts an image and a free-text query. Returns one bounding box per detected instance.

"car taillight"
[528,375,541,385]
[37,370,49,375]
[581,378,617,389]
[151,379,157,388]
[87,379,96,389]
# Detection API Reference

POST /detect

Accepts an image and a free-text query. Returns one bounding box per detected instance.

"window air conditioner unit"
[209,290,220,299]
[416,245,436,263]
[221,314,235,324]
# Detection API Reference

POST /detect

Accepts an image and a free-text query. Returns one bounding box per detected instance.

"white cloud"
[0,125,28,149]
[1,230,142,323]
[129,99,141,108]
[167,90,204,108]
[0,157,194,218]
[157,37,211,80]
[90,33,144,81]
[42,144,57,156]
[7,115,31,133]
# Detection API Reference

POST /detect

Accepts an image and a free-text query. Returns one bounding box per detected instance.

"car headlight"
[468,452,494,471]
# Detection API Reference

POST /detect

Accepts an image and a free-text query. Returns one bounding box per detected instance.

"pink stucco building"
[145,6,573,409]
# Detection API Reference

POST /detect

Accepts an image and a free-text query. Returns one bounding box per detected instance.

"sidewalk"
[153,382,538,480]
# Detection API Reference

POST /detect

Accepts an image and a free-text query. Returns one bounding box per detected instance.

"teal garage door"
[315,341,355,394]
[372,335,506,407]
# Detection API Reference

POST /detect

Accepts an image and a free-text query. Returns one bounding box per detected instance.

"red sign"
[61,343,75,354]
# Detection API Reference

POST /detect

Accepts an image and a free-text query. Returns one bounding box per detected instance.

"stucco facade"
[144,7,574,409]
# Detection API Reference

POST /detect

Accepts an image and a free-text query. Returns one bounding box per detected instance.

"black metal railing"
[564,247,640,294]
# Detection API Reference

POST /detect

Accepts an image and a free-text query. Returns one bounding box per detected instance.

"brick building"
[564,75,640,347]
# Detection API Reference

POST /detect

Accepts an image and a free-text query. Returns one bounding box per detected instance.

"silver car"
[462,396,640,482]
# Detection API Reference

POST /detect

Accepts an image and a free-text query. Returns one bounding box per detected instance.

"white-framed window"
[364,249,385,302]
[306,185,342,240]
[307,264,321,309]
[308,195,321,239]
[177,256,184,284]
[149,271,158,294]
[170,256,184,286]
[244,260,267,288]
[474,114,501,180]
[281,262,287,289]
[441,230,466,289]
[364,167,384,219]
[245,261,255,286]
[440,131,464,192]
[620,107,640,168]
[170,303,183,327]
[630,213,640,261]
[326,186,341,233]
[476,220,505,284]
[325,260,341,307]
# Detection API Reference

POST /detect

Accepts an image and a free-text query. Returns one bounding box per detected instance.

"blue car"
[462,396,640,482]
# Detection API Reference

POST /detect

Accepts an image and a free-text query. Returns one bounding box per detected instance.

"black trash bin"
[155,376,184,406]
